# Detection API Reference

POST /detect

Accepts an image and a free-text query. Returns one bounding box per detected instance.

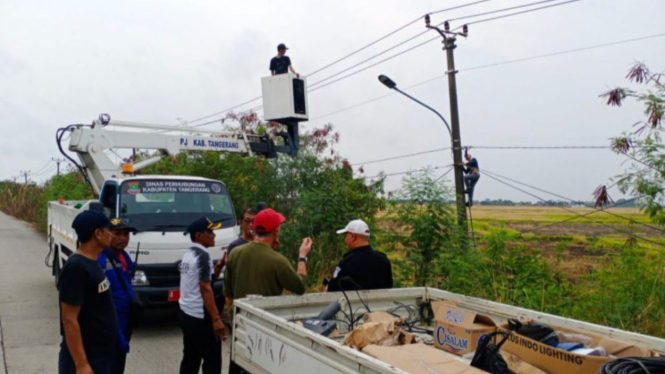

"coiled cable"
[599,357,665,374]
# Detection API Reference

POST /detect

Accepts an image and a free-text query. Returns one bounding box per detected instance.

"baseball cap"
[336,219,370,237]
[277,43,288,51]
[186,217,222,234]
[110,218,137,233]
[71,210,112,238]
[254,208,286,234]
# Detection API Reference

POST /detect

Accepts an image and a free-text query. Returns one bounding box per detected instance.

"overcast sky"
[1,0,664,202]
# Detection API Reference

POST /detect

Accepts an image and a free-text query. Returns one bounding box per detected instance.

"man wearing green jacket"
[224,208,312,301]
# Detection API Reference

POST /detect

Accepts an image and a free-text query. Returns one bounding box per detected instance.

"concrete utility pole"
[426,16,469,228]
[20,171,30,184]
[52,158,66,176]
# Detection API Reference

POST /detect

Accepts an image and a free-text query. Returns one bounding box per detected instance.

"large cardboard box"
[432,302,496,356]
[363,343,488,374]
[498,323,656,374]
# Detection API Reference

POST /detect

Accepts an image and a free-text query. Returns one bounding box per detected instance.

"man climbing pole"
[458,149,480,207]
[270,43,299,78]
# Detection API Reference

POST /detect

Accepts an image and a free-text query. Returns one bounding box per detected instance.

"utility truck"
[46,112,301,307]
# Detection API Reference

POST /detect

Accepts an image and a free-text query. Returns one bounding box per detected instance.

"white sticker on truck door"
[245,325,345,374]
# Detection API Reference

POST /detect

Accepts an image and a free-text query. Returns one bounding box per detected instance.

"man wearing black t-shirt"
[270,43,299,77]
[327,220,393,292]
[227,207,257,256]
[59,210,117,374]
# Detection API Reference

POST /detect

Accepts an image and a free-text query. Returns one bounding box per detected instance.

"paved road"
[0,212,229,373]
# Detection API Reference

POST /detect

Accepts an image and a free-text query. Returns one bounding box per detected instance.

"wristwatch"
[298,256,308,263]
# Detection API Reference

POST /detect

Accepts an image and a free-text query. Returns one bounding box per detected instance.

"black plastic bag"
[470,331,516,374]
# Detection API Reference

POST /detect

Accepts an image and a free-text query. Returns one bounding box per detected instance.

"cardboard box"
[498,323,656,374]
[433,303,496,356]
[363,343,488,374]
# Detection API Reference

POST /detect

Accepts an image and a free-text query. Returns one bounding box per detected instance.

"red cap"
[253,208,286,234]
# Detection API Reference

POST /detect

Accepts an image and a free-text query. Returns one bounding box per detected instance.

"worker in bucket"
[270,43,299,78]
[459,151,480,207]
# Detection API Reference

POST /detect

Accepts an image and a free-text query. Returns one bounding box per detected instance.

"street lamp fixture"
[377,75,452,137]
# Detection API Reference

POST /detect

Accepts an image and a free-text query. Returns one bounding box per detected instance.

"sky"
[1,0,664,202]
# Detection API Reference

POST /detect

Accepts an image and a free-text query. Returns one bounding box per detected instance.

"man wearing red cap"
[224,208,312,302]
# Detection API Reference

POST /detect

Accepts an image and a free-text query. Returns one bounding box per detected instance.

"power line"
[452,0,581,30]
[308,36,441,93]
[308,29,432,89]
[483,171,665,247]
[482,168,663,233]
[444,0,565,23]
[356,147,451,165]
[307,32,665,123]
[364,164,452,179]
[470,145,610,150]
[435,167,455,182]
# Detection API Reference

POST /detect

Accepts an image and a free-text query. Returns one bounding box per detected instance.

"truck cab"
[98,175,238,307]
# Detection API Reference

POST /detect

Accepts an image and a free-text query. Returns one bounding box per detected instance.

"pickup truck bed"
[229,288,665,374]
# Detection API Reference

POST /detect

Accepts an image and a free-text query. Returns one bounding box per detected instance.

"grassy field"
[468,205,664,281]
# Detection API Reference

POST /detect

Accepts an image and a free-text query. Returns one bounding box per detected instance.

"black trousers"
[116,329,132,374]
[179,310,222,374]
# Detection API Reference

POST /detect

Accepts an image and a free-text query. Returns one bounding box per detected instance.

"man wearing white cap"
[327,220,393,292]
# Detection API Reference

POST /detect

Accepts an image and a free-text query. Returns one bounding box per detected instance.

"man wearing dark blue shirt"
[98,219,139,374]
[270,43,299,77]
[460,153,480,206]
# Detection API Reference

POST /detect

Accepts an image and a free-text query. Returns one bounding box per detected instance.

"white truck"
[46,114,297,307]
[229,288,665,374]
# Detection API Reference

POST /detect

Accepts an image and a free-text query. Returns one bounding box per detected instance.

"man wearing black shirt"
[59,210,117,374]
[227,207,257,256]
[270,43,299,77]
[327,220,393,292]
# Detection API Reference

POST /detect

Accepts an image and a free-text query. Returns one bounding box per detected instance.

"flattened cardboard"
[433,304,496,356]
[498,323,656,374]
[364,311,400,323]
[363,343,488,374]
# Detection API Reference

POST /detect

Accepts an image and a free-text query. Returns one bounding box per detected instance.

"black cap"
[186,217,222,235]
[256,202,268,212]
[277,43,288,51]
[110,218,137,233]
[72,210,112,238]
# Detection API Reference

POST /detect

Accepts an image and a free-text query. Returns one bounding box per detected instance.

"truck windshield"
[119,179,236,231]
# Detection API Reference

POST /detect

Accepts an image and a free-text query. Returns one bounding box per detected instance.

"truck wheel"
[53,249,61,290]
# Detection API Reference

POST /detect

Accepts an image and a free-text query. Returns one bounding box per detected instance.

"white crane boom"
[65,116,255,194]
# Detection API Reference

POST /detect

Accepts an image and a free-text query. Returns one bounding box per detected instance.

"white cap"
[336,219,370,236]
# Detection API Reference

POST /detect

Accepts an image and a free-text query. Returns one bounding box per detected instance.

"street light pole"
[378,74,467,229]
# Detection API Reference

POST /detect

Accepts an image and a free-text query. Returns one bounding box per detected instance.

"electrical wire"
[290,0,493,78]
[443,0,564,23]
[452,0,581,30]
[308,29,432,89]
[483,172,665,247]
[482,168,663,232]
[307,32,665,123]
[599,357,665,374]
[435,167,455,182]
[310,36,441,93]
[364,165,451,179]
[357,148,451,165]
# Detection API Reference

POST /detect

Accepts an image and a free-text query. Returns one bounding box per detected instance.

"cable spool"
[599,357,665,374]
